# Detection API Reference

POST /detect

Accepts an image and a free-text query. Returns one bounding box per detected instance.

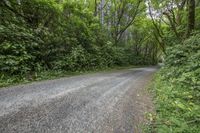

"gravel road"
[0,67,157,133]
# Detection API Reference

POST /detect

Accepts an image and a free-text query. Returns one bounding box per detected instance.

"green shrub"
[0,0,158,86]
[151,34,200,133]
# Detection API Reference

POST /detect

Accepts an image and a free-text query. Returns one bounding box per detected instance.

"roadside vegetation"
[150,35,200,132]
[0,0,159,87]
[0,0,200,132]
[147,0,200,132]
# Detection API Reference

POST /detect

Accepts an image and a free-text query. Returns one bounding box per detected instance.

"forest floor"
[0,67,157,133]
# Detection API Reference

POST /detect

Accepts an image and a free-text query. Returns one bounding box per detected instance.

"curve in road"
[0,67,157,133]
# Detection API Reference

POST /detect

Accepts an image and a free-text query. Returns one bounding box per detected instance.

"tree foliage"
[0,0,200,132]
[0,0,158,83]
[148,0,200,132]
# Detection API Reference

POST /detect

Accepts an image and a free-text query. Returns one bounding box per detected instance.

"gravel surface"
[0,67,157,133]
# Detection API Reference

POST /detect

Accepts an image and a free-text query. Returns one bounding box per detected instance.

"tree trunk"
[94,0,97,16]
[100,0,105,25]
[176,0,187,25]
[186,0,195,37]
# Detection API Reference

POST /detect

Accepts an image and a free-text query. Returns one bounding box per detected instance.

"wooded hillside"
[0,0,200,132]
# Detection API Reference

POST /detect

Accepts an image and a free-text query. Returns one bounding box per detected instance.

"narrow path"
[0,67,157,133]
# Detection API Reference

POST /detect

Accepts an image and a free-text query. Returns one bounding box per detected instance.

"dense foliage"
[0,0,160,86]
[1,0,199,132]
[147,0,200,132]
[150,34,200,133]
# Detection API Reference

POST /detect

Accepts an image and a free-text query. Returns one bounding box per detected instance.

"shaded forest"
[0,0,200,132]
[0,0,158,78]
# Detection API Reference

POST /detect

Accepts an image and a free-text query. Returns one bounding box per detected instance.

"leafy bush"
[0,24,39,74]
[151,34,200,132]
[0,0,158,86]
[164,34,200,90]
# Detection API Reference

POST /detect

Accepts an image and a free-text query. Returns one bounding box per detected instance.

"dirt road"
[0,67,157,133]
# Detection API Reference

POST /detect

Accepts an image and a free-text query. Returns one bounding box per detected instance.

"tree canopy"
[0,1,200,131]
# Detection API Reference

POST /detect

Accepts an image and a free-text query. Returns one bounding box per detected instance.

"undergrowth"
[147,34,200,132]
